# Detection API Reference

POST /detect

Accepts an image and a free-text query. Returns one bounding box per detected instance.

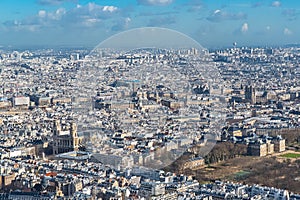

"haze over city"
[0,0,300,48]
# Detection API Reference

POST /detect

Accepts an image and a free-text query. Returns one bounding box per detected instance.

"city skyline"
[0,0,300,49]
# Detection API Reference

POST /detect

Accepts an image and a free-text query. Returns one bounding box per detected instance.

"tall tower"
[52,120,61,155]
[53,120,61,136]
[70,122,78,138]
[245,86,256,104]
[70,122,81,151]
[155,91,161,104]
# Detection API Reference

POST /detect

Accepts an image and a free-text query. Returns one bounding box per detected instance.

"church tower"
[245,85,256,104]
[70,122,78,138]
[53,120,61,136]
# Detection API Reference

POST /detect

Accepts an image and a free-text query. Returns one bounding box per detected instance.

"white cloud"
[214,10,221,14]
[82,18,102,27]
[38,10,47,18]
[111,17,131,31]
[271,1,281,7]
[3,3,121,31]
[56,8,66,15]
[137,0,173,6]
[185,0,204,12]
[47,8,66,20]
[125,17,131,23]
[62,3,120,27]
[207,10,247,22]
[102,6,118,13]
[284,28,292,35]
[241,23,249,33]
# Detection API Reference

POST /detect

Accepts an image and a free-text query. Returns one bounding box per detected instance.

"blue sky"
[0,0,299,48]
